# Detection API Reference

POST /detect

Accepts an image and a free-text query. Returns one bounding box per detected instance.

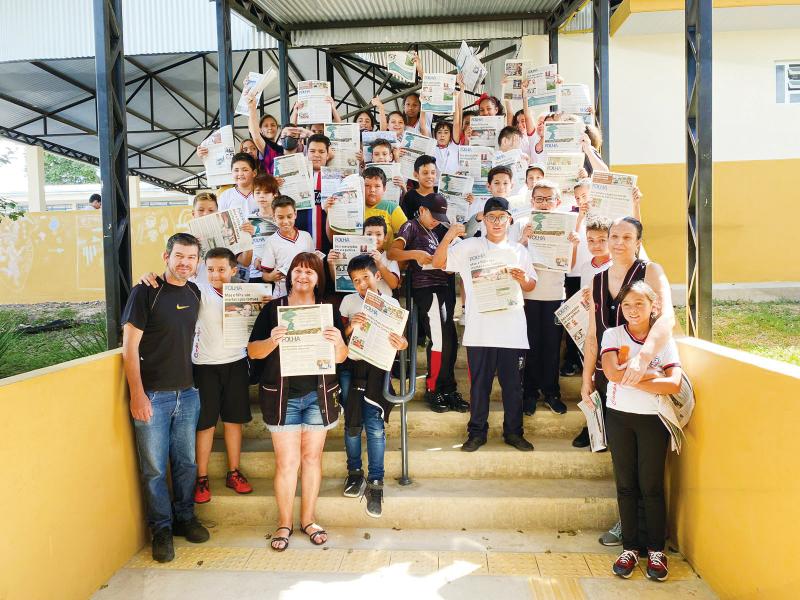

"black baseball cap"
[419,193,450,224]
[483,196,511,215]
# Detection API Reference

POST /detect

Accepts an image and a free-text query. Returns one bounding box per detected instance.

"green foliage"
[43,152,99,185]
[0,197,24,222]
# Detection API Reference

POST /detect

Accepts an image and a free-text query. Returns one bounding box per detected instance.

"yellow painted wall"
[668,337,800,599]
[0,351,145,600]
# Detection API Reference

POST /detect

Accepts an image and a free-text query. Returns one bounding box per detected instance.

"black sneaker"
[461,436,487,452]
[343,469,366,498]
[560,363,579,377]
[364,479,384,518]
[151,527,174,563]
[544,395,567,415]
[426,391,450,413]
[523,394,539,416]
[173,516,210,543]
[572,427,591,448]
[447,391,469,413]
[503,434,534,452]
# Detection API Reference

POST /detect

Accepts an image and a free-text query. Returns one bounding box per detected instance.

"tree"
[43,153,100,185]
[0,146,23,222]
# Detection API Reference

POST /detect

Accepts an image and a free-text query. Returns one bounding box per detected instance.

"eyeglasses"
[533,196,557,206]
[484,214,510,224]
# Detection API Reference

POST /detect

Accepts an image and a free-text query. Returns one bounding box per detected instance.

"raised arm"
[372,97,388,131]
[453,75,464,143]
[247,97,267,154]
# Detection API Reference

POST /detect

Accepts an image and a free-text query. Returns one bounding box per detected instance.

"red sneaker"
[226,469,253,494]
[646,551,669,581]
[612,549,639,578]
[194,476,211,504]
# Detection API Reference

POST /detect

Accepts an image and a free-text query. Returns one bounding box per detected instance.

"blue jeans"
[340,370,386,481]
[133,387,200,532]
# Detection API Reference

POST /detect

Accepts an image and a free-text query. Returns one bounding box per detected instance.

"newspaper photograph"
[273,153,314,210]
[296,80,332,124]
[235,69,276,116]
[200,125,235,187]
[386,51,417,83]
[332,235,377,292]
[399,131,436,181]
[524,64,559,109]
[545,152,585,198]
[469,116,505,148]
[458,145,493,182]
[439,172,474,225]
[421,73,456,115]
[578,391,607,452]
[493,148,528,190]
[555,289,591,354]
[455,41,487,93]
[348,290,409,371]
[558,84,593,123]
[502,59,532,109]
[325,122,361,170]
[527,210,578,273]
[189,207,253,257]
[590,171,638,220]
[469,248,524,313]
[328,183,365,235]
[277,304,336,376]
[362,130,399,162]
[366,162,401,202]
[222,283,273,348]
[249,216,277,259]
[543,121,584,154]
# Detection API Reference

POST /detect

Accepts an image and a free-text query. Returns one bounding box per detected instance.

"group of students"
[121,56,685,583]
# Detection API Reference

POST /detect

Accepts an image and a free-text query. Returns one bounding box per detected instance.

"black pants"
[594,368,609,413]
[562,276,582,368]
[606,408,670,552]
[413,283,458,395]
[466,347,525,438]
[522,299,563,404]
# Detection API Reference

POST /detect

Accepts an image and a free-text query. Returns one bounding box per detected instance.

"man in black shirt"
[121,233,209,563]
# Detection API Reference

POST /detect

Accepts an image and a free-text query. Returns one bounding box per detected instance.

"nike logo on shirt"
[176,305,190,310]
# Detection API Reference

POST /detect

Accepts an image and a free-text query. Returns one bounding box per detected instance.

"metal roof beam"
[289,12,547,31]
[546,0,587,30]
[228,0,290,42]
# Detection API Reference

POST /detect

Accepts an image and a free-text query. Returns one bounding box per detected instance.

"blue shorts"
[267,391,339,433]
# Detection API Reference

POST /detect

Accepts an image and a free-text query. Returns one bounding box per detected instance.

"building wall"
[0,351,146,600]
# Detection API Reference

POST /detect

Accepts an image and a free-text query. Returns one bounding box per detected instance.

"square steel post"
[549,27,559,66]
[94,0,132,349]
[593,0,610,164]
[278,39,290,125]
[216,0,234,127]
[686,0,713,339]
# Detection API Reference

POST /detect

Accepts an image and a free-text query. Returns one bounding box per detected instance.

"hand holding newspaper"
[222,283,273,348]
[527,210,578,273]
[421,73,456,115]
[235,69,276,116]
[469,248,524,313]
[277,304,336,376]
[555,289,591,354]
[387,51,417,83]
[273,153,314,210]
[542,122,584,154]
[524,64,558,109]
[325,123,361,170]
[590,172,638,220]
[468,116,505,149]
[455,41,487,93]
[297,80,332,124]
[348,290,409,371]
[328,175,365,235]
[200,125,235,187]
[439,172,474,225]
[558,84,593,123]
[578,391,607,452]
[189,208,253,257]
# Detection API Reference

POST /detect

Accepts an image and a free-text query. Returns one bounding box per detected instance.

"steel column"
[593,0,611,164]
[215,0,234,127]
[93,0,132,348]
[685,0,713,339]
[549,28,559,65]
[278,39,290,124]
[326,52,335,97]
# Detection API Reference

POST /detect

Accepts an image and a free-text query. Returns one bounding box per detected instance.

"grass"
[676,301,800,367]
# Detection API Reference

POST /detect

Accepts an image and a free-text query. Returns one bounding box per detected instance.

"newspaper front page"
[558,83,593,124]
[421,73,456,115]
[543,121,584,154]
[555,289,591,353]
[333,235,377,292]
[524,64,559,109]
[222,283,273,348]
[527,210,577,273]
[578,391,608,452]
[590,171,638,220]
[325,123,361,170]
[249,216,277,261]
[277,303,336,376]
[235,69,276,116]
[545,152,585,202]
[328,179,365,235]
[386,51,416,83]
[439,172,474,225]
[200,125,235,187]
[468,116,505,149]
[296,80,331,124]
[469,248,524,313]
[493,148,528,190]
[502,59,533,111]
[362,131,399,163]
[273,153,314,210]
[348,290,409,371]
[365,162,401,203]
[189,208,253,257]
[399,131,436,181]
[455,41,487,93]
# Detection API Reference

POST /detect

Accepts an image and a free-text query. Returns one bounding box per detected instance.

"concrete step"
[218,397,587,441]
[195,477,617,530]
[207,436,612,480]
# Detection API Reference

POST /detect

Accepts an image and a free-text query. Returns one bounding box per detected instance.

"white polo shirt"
[218,186,257,215]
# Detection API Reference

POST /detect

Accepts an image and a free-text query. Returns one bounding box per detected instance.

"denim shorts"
[267,391,339,433]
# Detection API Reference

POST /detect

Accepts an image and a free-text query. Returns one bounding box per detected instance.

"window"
[776,62,800,104]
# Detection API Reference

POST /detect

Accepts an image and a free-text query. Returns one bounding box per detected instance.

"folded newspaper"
[657,372,696,454]
[578,391,607,452]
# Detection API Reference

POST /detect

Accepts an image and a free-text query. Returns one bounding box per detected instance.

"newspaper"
[325,122,361,170]
[457,145,493,182]
[502,59,533,109]
[468,248,524,313]
[362,130,398,163]
[455,41,487,93]
[555,289,591,354]
[387,51,417,83]
[590,171,638,220]
[506,190,532,222]
[189,208,253,257]
[578,391,607,452]
[493,148,528,190]
[439,172,474,225]
[348,290,409,371]
[249,216,277,260]
[545,152,585,199]
[469,116,505,149]
[222,283,273,348]
[366,162,401,203]
[296,80,331,124]
[235,69,277,116]
[320,166,350,201]
[657,373,695,454]
[558,84,593,123]
[277,304,336,376]
[524,64,559,109]
[398,131,436,181]
[543,121,584,154]
[333,235,377,292]
[527,210,578,273]
[328,178,365,235]
[200,125,235,187]
[421,73,457,115]
[274,153,314,210]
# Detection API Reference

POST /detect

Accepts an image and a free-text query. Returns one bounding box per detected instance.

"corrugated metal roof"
[562,1,593,33]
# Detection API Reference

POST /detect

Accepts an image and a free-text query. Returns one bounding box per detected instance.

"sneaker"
[560,363,579,377]
[173,516,210,543]
[343,469,366,498]
[426,391,450,413]
[194,476,211,504]
[447,391,469,413]
[503,434,534,452]
[544,395,567,415]
[225,469,253,494]
[523,393,539,416]
[612,549,639,578]
[151,527,174,563]
[461,436,487,452]
[646,551,669,581]
[365,479,384,518]
[599,521,623,546]
[572,427,591,448]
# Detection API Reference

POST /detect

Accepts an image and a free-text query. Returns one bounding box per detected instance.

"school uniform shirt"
[433,142,459,185]
[576,256,612,290]
[218,186,257,215]
[192,281,247,365]
[405,113,434,134]
[364,200,408,250]
[600,325,681,415]
[445,237,535,349]
[395,218,450,289]
[255,228,314,298]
